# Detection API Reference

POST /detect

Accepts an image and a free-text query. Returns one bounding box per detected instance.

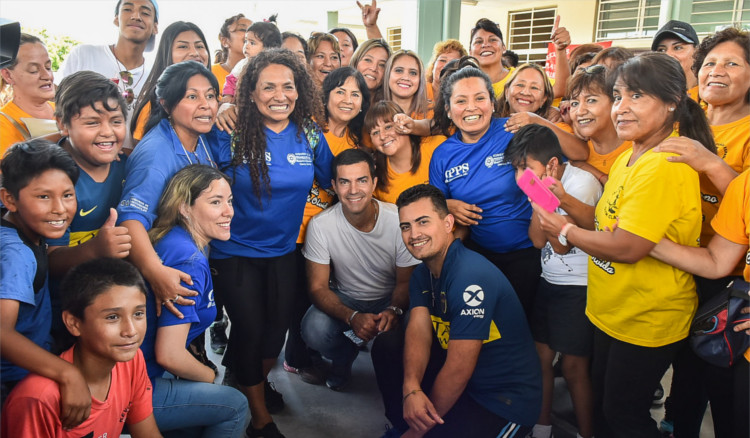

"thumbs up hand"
[93,208,132,258]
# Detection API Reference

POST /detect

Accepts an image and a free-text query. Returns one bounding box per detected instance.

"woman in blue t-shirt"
[208,48,333,438]
[141,164,247,437]
[429,64,540,317]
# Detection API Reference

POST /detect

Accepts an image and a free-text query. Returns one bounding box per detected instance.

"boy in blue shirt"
[0,140,90,428]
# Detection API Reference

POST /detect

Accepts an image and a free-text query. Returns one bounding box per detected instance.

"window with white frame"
[387,27,402,52]
[507,6,557,64]
[690,0,750,36]
[595,0,661,41]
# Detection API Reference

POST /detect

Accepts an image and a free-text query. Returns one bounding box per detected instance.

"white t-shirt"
[541,164,602,286]
[303,199,420,301]
[56,45,153,149]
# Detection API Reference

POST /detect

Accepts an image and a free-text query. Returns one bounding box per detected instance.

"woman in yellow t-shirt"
[424,39,466,108]
[567,65,632,184]
[533,53,716,438]
[0,34,57,157]
[364,101,445,204]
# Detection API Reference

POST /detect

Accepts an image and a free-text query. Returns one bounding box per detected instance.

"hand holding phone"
[517,168,560,213]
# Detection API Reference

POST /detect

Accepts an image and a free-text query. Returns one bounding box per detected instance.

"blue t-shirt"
[117,119,219,230]
[209,121,334,259]
[48,151,127,247]
[429,117,532,253]
[409,239,541,426]
[140,226,216,379]
[0,221,52,383]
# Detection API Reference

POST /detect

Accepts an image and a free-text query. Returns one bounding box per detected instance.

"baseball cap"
[651,20,699,51]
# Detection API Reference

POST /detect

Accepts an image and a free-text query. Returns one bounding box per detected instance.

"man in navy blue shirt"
[393,184,541,438]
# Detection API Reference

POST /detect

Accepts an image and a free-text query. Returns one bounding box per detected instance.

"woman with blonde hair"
[350,38,392,103]
[424,39,467,105]
[307,32,341,87]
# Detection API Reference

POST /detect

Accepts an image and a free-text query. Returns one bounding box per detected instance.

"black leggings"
[209,252,296,387]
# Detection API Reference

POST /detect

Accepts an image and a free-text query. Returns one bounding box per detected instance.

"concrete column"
[327,11,339,30]
[416,0,461,64]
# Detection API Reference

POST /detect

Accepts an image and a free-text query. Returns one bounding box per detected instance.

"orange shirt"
[132,101,152,141]
[212,63,230,96]
[373,135,446,204]
[585,140,633,175]
[0,100,55,157]
[296,130,357,243]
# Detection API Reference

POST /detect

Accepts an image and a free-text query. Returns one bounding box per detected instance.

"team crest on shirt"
[484,153,507,168]
[461,284,485,318]
[287,152,313,166]
[716,142,727,160]
[604,186,623,220]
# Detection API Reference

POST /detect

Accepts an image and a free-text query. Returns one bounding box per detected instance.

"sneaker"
[246,421,286,438]
[264,380,285,414]
[210,318,228,355]
[326,361,353,392]
[283,361,324,385]
[380,424,403,438]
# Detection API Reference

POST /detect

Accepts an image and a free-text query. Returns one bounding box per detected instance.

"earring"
[669,107,675,112]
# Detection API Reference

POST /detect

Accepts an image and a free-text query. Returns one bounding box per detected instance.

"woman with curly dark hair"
[208,48,334,438]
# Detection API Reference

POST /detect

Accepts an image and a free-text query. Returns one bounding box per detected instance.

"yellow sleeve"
[133,101,152,141]
[711,170,750,247]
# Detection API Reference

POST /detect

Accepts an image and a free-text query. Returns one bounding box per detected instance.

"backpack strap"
[0,111,31,140]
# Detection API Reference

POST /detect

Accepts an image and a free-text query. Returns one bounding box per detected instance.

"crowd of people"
[0,1,748,437]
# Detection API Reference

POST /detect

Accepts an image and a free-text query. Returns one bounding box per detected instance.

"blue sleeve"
[429,148,449,198]
[207,127,233,170]
[313,131,334,190]
[155,260,204,329]
[408,269,430,310]
[0,242,35,305]
[445,270,498,340]
[117,151,168,230]
[46,228,70,247]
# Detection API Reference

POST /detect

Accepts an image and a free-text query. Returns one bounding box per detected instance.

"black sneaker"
[264,380,285,414]
[210,318,228,355]
[247,421,286,438]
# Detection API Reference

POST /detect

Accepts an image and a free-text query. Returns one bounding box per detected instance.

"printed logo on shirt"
[207,289,216,308]
[483,153,507,168]
[79,205,98,217]
[266,151,272,165]
[119,197,149,213]
[701,192,719,204]
[119,401,132,422]
[604,186,623,221]
[462,285,486,317]
[287,152,313,166]
[445,163,469,183]
[716,142,727,160]
[307,182,332,209]
[591,256,615,274]
[430,315,451,349]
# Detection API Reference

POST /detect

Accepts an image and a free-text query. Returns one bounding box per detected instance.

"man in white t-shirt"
[56,0,158,149]
[302,149,420,391]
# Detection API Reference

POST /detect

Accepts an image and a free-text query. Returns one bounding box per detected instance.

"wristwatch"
[558,223,575,246]
[386,306,403,316]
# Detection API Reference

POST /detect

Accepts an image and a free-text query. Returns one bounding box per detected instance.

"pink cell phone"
[517,168,560,213]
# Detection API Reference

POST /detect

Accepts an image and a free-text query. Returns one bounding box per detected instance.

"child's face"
[1,169,76,243]
[70,285,147,365]
[61,99,126,169]
[514,156,549,182]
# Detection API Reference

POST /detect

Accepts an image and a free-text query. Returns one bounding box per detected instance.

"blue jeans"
[152,376,248,438]
[301,290,390,367]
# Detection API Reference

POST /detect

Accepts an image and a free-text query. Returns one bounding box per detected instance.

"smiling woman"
[383,50,429,119]
[307,32,341,88]
[0,33,58,157]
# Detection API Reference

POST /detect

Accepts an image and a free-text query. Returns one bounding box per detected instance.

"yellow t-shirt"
[711,169,750,362]
[586,140,633,175]
[212,63,230,96]
[491,67,515,99]
[0,100,55,157]
[296,130,357,243]
[699,114,750,252]
[373,135,446,204]
[587,147,701,347]
[688,85,699,103]
[132,101,152,141]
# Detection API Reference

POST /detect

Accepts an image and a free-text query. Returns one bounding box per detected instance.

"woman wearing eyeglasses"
[0,34,58,157]
[131,21,211,143]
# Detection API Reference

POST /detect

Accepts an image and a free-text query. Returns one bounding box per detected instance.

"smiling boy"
[0,140,90,428]
[2,258,161,437]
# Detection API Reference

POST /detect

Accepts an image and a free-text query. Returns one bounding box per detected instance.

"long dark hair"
[214,13,247,64]
[232,48,324,202]
[608,52,716,153]
[364,101,422,193]
[143,61,219,135]
[132,21,210,134]
[322,67,370,147]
